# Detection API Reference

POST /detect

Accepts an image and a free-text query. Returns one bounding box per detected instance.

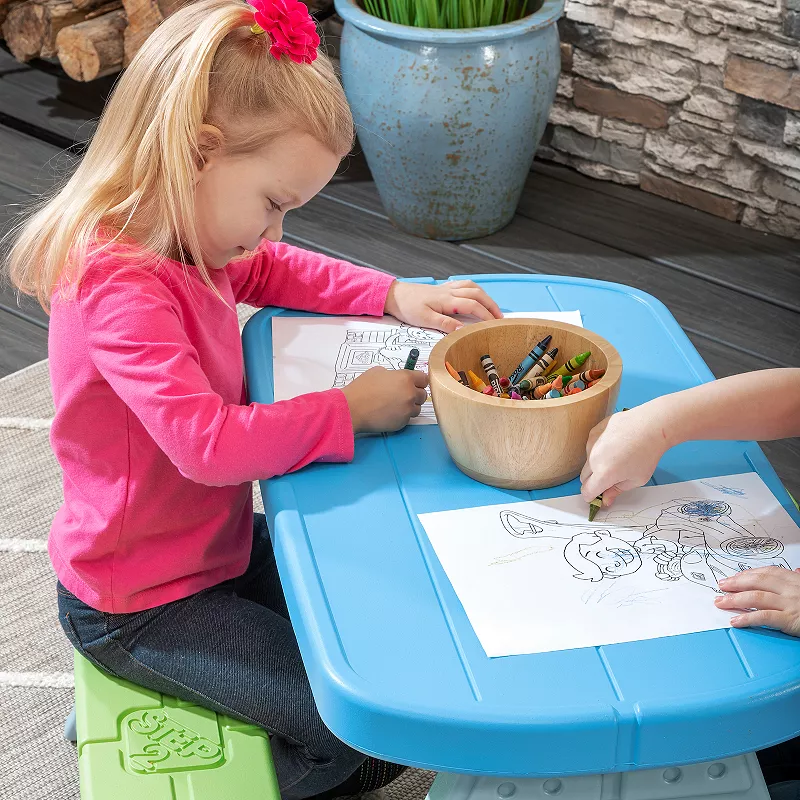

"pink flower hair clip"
[249,0,320,64]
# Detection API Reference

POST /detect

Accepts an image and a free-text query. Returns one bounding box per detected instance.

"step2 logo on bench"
[122,708,225,774]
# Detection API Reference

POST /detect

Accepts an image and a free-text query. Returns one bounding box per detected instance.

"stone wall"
[541,0,800,239]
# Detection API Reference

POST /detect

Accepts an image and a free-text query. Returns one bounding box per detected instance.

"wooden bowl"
[429,318,622,490]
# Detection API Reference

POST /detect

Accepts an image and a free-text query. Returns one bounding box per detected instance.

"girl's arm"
[227,241,394,316]
[80,268,355,486]
[581,369,800,506]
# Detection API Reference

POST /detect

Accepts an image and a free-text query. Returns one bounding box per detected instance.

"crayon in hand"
[588,407,630,520]
[404,348,420,370]
[509,334,552,385]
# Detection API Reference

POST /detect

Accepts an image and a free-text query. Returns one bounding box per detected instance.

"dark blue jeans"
[57,513,367,799]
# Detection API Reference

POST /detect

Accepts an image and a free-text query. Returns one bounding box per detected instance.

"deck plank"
[320,181,800,368]
[0,307,49,378]
[524,166,800,311]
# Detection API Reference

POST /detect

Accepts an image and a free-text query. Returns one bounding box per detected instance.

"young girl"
[4,1,501,797]
[580,369,800,791]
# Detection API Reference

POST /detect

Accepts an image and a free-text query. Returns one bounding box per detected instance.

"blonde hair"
[3,0,353,311]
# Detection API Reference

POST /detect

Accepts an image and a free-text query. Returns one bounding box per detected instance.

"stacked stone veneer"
[540,0,800,239]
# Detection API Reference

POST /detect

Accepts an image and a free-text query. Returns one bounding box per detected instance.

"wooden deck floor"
[2,46,799,495]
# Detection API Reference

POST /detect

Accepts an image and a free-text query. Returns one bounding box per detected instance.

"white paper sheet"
[271,311,582,425]
[418,473,800,656]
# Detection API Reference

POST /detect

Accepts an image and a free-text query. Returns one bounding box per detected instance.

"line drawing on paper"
[491,499,791,593]
[332,324,441,421]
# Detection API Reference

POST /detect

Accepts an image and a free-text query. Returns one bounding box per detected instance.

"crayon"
[524,347,558,380]
[482,386,496,396]
[458,370,470,387]
[500,393,511,399]
[532,381,554,400]
[586,379,600,388]
[467,370,487,392]
[404,348,420,371]
[564,384,583,395]
[570,379,586,391]
[588,407,631,520]
[510,391,522,400]
[509,334,553,385]
[480,354,503,396]
[588,496,603,522]
[548,351,591,378]
[550,375,565,392]
[545,389,562,399]
[445,361,461,382]
[515,376,547,393]
[577,368,605,384]
[562,375,574,387]
[499,376,511,389]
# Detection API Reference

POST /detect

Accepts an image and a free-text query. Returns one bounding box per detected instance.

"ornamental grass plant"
[361,0,539,27]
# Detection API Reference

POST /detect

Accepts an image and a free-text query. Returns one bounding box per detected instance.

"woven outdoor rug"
[0,303,436,800]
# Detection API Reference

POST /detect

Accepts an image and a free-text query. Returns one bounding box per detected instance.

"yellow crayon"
[467,370,487,392]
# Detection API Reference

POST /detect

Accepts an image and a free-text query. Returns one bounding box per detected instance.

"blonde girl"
[4,0,502,796]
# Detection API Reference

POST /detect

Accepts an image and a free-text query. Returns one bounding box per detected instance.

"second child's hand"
[384,280,503,333]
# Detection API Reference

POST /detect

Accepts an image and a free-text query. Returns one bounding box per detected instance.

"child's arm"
[580,369,800,507]
[228,241,394,317]
[79,268,421,486]
[715,567,800,637]
[227,242,503,330]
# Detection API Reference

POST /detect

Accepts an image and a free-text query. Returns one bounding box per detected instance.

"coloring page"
[417,472,800,656]
[271,311,582,425]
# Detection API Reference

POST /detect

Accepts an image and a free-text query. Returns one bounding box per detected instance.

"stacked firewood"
[1,0,333,81]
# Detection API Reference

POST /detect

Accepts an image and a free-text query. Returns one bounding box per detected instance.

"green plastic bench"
[69,651,281,800]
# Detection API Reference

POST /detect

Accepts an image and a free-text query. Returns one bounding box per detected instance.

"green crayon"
[404,348,420,370]
[548,351,591,378]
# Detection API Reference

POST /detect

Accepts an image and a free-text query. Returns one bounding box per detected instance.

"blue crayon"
[545,389,562,399]
[509,335,552,386]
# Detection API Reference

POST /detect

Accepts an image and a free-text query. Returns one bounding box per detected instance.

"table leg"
[426,754,769,800]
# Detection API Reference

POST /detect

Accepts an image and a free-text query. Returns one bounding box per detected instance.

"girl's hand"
[716,567,800,637]
[384,280,503,333]
[580,405,670,509]
[341,366,429,434]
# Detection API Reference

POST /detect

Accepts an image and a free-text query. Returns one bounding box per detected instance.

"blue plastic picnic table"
[242,275,800,799]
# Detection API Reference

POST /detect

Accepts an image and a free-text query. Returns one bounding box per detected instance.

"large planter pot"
[334,0,565,240]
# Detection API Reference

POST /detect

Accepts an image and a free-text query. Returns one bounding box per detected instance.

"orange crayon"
[533,381,554,399]
[445,361,461,382]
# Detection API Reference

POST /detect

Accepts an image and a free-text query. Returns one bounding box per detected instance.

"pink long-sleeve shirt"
[48,242,395,613]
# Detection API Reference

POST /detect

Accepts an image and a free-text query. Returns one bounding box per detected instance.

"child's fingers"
[424,312,462,334]
[718,566,790,593]
[445,298,495,322]
[600,485,623,508]
[730,609,786,630]
[451,287,503,318]
[715,589,785,612]
[580,471,613,503]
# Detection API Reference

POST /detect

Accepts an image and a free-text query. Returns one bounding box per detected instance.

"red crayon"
[499,376,511,389]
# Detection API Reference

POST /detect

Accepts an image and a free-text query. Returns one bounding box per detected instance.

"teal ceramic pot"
[333,0,565,240]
